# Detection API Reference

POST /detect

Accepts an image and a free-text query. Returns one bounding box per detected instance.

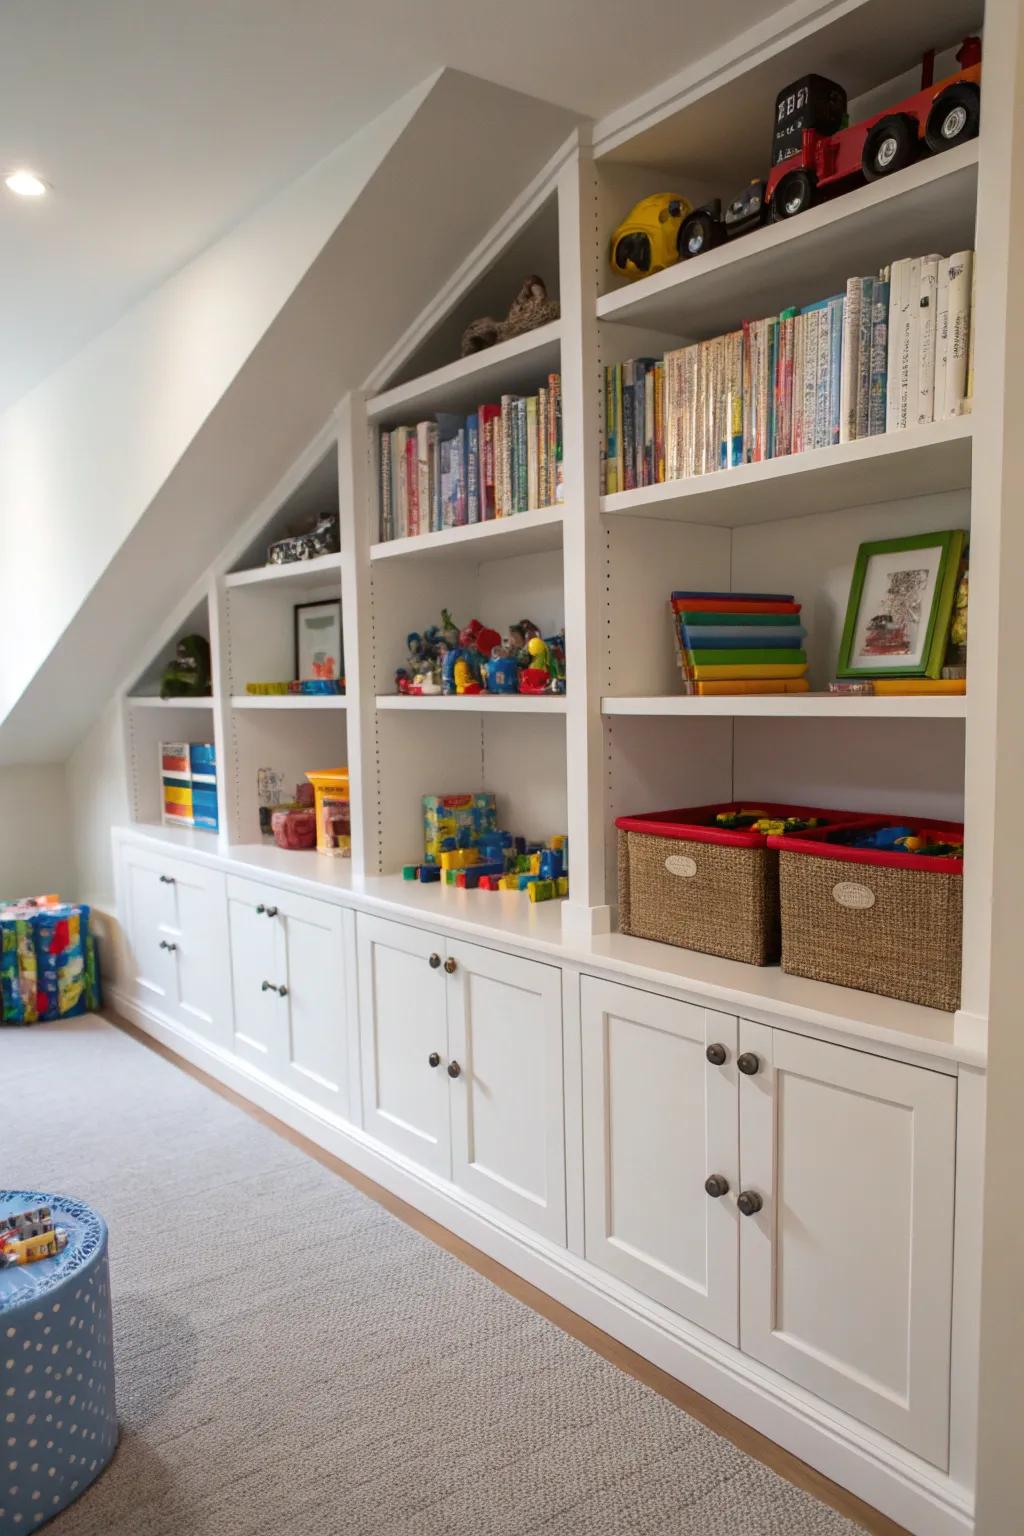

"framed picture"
[837,530,966,678]
[294,600,343,682]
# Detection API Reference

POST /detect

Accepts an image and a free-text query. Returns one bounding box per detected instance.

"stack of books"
[379,374,562,541]
[603,250,975,492]
[670,591,810,696]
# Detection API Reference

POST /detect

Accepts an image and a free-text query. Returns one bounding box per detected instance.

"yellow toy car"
[610,193,693,279]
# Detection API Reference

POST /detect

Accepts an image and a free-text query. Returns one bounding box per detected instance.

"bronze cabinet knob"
[428,953,442,969]
[705,1043,728,1066]
[737,1190,763,1217]
[447,1060,462,1079]
[428,1052,441,1068]
[255,904,266,914]
[704,1174,729,1198]
[444,957,457,974]
[737,1052,761,1076]
[266,906,279,918]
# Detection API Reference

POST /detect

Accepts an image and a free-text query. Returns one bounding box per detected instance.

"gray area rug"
[2,1016,866,1535]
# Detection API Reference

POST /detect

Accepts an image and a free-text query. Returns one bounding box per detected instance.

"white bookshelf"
[118,0,990,1047]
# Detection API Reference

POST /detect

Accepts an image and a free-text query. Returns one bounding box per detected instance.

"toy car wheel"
[770,169,815,221]
[678,211,718,260]
[862,116,915,180]
[925,83,980,154]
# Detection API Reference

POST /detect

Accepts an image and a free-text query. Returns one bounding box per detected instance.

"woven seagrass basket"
[616,803,864,967]
[773,823,964,1012]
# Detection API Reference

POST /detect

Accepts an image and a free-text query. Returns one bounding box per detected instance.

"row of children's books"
[379,374,563,540]
[605,250,975,493]
[670,592,810,696]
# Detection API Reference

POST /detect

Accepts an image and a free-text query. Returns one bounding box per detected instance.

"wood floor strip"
[106,1010,910,1536]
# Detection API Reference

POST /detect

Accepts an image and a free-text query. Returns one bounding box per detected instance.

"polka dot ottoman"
[1,1193,117,1531]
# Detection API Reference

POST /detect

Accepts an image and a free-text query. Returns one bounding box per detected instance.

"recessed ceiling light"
[5,170,48,198]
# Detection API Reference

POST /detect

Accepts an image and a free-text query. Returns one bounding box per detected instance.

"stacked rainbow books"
[670,591,809,696]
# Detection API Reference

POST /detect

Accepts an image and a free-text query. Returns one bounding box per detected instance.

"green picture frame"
[836,530,966,678]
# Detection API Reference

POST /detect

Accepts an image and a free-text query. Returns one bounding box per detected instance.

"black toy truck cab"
[772,74,848,165]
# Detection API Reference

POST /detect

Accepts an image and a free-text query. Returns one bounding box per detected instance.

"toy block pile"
[402,793,568,902]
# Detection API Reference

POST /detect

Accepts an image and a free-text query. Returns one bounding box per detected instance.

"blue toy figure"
[486,649,520,693]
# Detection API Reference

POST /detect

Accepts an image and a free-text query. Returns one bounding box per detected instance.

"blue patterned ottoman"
[1,1193,117,1532]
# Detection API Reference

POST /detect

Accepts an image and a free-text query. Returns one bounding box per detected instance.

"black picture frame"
[293,600,343,683]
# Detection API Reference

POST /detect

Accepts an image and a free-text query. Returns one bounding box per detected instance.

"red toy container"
[769,817,964,1010]
[271,808,317,851]
[615,802,868,965]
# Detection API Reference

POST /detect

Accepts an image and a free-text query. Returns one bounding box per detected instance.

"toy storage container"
[769,818,964,1011]
[615,802,865,965]
[305,769,351,858]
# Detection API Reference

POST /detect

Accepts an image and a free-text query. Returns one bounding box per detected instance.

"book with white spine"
[855,276,874,440]
[915,255,941,426]
[933,258,951,422]
[839,277,861,444]
[944,250,974,417]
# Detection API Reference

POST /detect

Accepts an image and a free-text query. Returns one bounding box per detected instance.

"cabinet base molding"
[107,985,975,1536]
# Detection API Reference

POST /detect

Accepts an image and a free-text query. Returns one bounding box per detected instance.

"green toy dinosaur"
[160,634,212,699]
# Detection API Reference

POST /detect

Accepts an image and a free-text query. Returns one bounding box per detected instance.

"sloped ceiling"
[0,69,578,764]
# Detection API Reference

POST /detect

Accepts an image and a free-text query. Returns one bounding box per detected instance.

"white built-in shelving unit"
[116,0,999,1060]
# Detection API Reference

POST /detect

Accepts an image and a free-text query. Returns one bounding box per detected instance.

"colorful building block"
[528,879,557,902]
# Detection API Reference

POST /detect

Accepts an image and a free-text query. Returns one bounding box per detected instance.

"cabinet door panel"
[170,863,231,1047]
[447,941,565,1243]
[275,888,348,1116]
[120,845,179,1008]
[581,976,738,1344]
[739,1021,956,1468]
[227,891,278,1074]
[357,914,449,1176]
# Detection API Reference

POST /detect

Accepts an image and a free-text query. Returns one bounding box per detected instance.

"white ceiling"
[0,0,771,413]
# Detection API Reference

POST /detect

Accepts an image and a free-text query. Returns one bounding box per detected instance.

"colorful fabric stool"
[0,1192,117,1530]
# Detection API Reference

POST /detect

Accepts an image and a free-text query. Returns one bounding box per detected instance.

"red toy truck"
[765,36,981,220]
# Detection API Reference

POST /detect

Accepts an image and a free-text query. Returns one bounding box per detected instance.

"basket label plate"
[832,881,876,910]
[665,854,698,879]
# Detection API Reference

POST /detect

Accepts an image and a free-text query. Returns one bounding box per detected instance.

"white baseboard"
[108,985,974,1536]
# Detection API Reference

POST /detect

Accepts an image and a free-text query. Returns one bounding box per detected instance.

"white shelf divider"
[375,693,568,715]
[603,693,968,719]
[601,417,973,528]
[367,320,561,425]
[230,694,348,710]
[223,552,342,590]
[597,142,979,340]
[126,695,215,709]
[370,504,565,563]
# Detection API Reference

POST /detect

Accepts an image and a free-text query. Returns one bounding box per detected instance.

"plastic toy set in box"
[0,898,101,1025]
[161,741,218,831]
[770,818,964,1011]
[615,803,867,966]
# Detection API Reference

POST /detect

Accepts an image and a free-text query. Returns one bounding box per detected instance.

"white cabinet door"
[581,977,739,1344]
[273,886,349,1117]
[120,843,178,1008]
[167,862,231,1048]
[357,914,450,1177]
[739,1020,956,1468]
[447,940,565,1244]
[226,884,279,1075]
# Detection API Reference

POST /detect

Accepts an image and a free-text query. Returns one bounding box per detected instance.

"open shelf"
[367,321,561,426]
[604,694,968,719]
[601,417,973,528]
[230,694,347,711]
[126,695,215,709]
[224,553,342,591]
[376,693,567,714]
[598,143,979,340]
[371,504,565,564]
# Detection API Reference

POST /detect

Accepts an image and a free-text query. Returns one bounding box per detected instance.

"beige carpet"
[2,1016,866,1536]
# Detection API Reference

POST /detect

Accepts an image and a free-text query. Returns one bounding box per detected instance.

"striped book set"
[670,591,809,696]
